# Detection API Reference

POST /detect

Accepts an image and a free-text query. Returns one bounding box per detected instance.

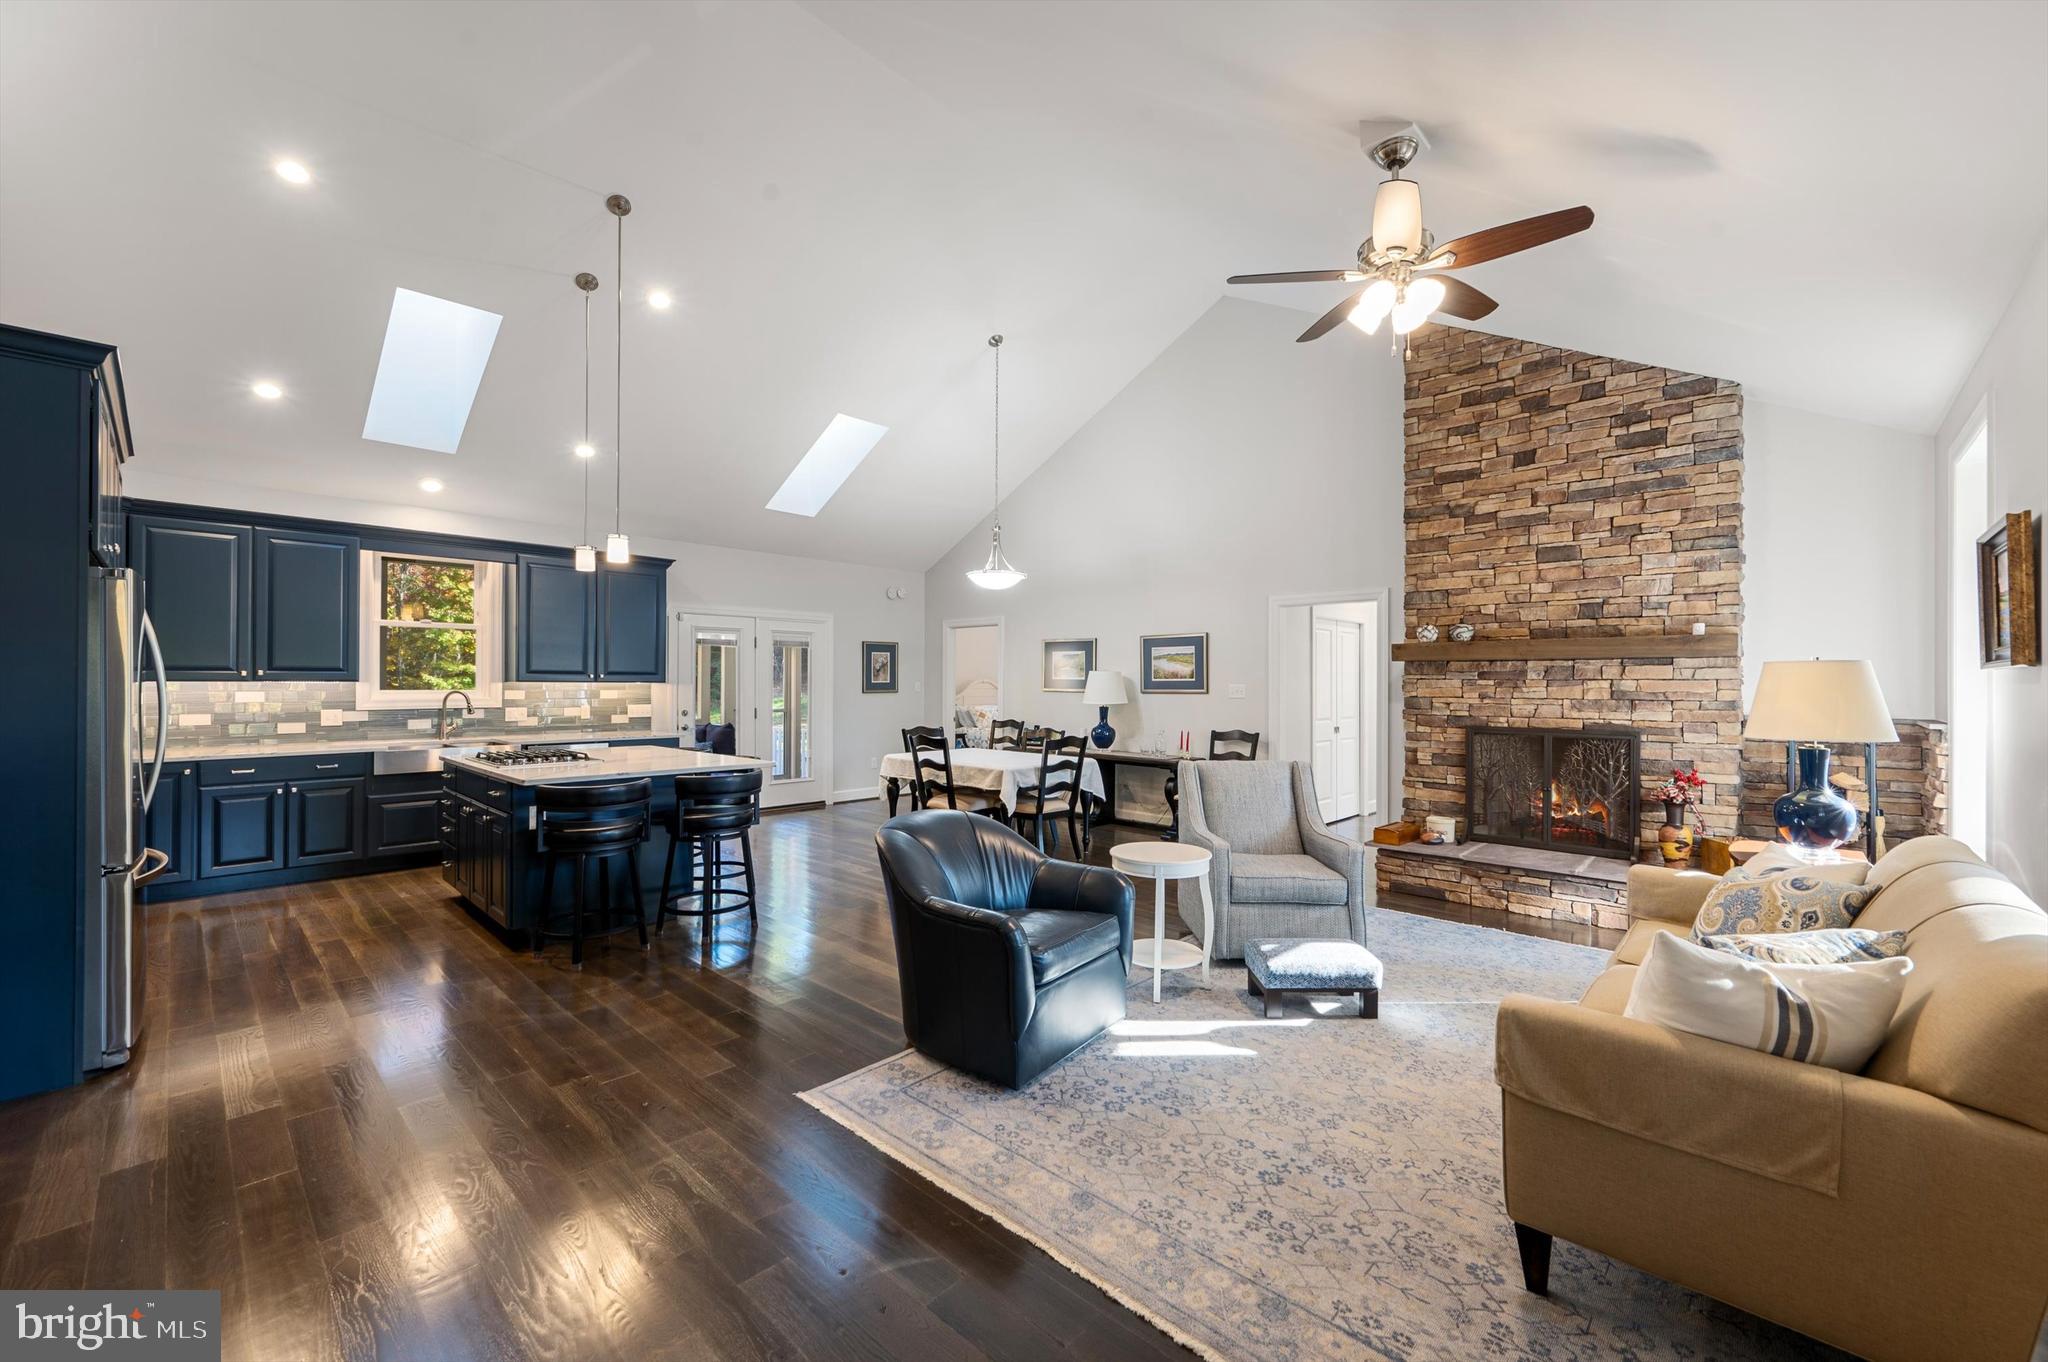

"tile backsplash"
[149,680,660,749]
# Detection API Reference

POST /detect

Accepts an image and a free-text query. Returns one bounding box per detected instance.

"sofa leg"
[1358,988,1378,1019]
[1514,1222,1552,1296]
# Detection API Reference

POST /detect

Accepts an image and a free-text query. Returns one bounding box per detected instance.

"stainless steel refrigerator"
[83,566,166,1070]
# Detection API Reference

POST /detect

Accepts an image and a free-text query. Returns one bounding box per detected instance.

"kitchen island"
[438,747,767,940]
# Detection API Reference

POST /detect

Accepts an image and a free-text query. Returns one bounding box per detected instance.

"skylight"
[766,414,889,516]
[361,288,503,454]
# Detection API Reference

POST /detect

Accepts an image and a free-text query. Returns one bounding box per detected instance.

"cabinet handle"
[256,669,264,676]
[315,762,339,770]
[240,670,248,677]
[275,787,283,794]
[290,786,298,793]
[230,767,255,775]
[486,788,505,798]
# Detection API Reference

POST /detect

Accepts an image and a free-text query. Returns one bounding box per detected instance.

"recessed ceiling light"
[251,380,284,400]
[573,442,596,459]
[361,288,503,454]
[646,289,673,311]
[418,477,444,494]
[766,414,889,517]
[273,159,312,186]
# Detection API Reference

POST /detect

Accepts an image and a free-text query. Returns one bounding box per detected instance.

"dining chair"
[1021,725,1060,751]
[909,729,1000,814]
[1209,729,1261,760]
[1012,733,1088,855]
[902,725,946,807]
[989,718,1025,751]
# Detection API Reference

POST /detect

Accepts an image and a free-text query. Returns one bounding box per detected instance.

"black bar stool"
[656,768,763,943]
[532,779,652,968]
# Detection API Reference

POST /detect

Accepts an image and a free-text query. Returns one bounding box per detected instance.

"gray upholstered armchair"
[1177,760,1368,960]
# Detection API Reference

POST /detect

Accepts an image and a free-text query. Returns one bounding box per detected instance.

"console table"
[1085,749,1199,840]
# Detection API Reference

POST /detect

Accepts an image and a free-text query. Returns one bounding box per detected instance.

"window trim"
[353,550,504,710]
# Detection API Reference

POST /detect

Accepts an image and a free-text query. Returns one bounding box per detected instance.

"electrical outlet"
[914,680,923,693]
[871,756,879,770]
[1228,683,1247,699]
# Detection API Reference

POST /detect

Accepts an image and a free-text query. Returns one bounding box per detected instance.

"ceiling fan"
[1228,131,1593,346]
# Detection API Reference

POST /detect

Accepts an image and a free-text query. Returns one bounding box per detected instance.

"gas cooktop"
[468,746,595,768]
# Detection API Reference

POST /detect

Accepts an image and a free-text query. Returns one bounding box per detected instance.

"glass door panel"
[769,636,812,783]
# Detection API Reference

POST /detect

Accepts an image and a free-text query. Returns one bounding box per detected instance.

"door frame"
[1267,588,1393,827]
[941,615,1006,733]
[671,605,835,807]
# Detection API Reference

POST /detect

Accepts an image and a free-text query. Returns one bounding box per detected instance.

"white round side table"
[1110,841,1215,1002]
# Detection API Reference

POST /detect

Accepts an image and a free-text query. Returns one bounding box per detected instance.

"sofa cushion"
[1194,761,1302,855]
[1702,928,1909,965]
[1579,962,1637,1015]
[1625,933,1911,1072]
[1015,910,1121,986]
[1230,853,1349,904]
[1615,918,1687,966]
[1692,871,1872,939]
[1861,933,2048,1132]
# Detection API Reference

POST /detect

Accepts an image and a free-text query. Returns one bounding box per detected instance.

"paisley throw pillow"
[1701,928,1908,965]
[1692,870,1874,940]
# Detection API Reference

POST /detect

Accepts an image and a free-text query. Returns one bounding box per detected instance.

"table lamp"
[1082,669,1130,750]
[1743,659,1897,857]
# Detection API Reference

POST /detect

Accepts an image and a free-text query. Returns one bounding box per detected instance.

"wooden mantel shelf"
[1391,630,1738,662]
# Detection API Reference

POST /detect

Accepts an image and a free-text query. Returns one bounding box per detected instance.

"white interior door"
[1311,617,1363,822]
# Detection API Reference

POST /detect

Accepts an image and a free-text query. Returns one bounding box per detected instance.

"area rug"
[801,906,1847,1361]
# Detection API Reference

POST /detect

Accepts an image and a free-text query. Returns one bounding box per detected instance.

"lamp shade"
[1744,660,1898,743]
[1082,669,1129,705]
[1370,178,1423,256]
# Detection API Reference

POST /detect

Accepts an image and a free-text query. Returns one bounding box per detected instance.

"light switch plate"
[1228,683,1247,699]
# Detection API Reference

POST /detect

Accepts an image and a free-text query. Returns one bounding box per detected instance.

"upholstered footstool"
[1244,938,1381,1019]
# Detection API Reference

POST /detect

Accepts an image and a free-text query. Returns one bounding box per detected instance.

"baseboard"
[831,787,880,804]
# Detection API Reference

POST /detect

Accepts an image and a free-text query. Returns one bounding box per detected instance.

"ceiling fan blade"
[1435,276,1499,321]
[1428,206,1594,269]
[1297,286,1368,342]
[1227,269,1358,285]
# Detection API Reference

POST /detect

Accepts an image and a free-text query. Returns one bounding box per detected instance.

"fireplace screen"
[1466,727,1640,859]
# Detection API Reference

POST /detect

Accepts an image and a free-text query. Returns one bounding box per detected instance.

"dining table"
[877,747,1107,819]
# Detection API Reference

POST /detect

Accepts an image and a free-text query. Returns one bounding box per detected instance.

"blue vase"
[1773,745,1859,850]
[1091,707,1116,750]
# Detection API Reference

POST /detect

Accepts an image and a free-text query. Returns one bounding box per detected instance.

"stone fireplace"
[1467,726,1640,860]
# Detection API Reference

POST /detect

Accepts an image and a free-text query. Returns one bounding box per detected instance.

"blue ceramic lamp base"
[1774,743,1860,851]
[1091,707,1116,750]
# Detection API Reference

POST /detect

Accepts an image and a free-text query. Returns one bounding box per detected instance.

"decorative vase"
[1091,707,1116,750]
[1657,801,1694,863]
[1773,744,1860,850]
[1449,623,1474,642]
[1414,624,1440,643]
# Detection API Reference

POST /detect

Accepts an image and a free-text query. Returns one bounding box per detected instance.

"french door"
[675,610,831,809]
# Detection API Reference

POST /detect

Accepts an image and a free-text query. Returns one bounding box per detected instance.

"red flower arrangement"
[1652,765,1709,832]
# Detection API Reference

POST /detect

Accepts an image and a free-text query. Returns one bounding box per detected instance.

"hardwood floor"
[0,800,1609,1361]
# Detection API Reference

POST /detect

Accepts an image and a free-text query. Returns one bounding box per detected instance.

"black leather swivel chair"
[876,811,1134,1089]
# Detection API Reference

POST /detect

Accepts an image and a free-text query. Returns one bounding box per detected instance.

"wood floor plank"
[84,1157,167,1289]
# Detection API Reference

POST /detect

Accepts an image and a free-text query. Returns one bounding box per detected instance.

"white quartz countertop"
[440,747,766,787]
[163,730,677,760]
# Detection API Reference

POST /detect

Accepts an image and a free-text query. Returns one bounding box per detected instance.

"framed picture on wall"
[1140,632,1209,693]
[1978,510,2040,668]
[862,640,899,693]
[1041,638,1096,692]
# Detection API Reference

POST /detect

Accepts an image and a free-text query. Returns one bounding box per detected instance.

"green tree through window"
[377,556,479,692]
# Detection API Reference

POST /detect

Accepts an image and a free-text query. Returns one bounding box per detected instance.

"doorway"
[1948,409,1990,855]
[1268,590,1391,828]
[943,617,1004,735]
[674,609,833,809]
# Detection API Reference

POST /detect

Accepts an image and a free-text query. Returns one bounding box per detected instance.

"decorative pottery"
[1449,623,1475,643]
[1774,744,1860,850]
[1424,815,1459,845]
[1657,801,1694,863]
[1091,707,1116,750]
[1414,624,1440,643]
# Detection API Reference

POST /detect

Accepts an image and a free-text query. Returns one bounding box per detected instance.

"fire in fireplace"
[1465,726,1641,859]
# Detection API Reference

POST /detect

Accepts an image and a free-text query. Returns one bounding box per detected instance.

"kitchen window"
[355,551,503,708]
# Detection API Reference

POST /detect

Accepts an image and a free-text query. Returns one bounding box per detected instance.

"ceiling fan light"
[1392,275,1447,334]
[1346,278,1397,335]
[1371,179,1423,257]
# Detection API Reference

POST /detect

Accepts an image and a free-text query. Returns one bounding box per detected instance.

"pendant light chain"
[614,206,624,536]
[582,289,592,548]
[990,334,1002,528]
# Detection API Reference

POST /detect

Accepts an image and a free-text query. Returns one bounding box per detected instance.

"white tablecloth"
[878,748,1106,813]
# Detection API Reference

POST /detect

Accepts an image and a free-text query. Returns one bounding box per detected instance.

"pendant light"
[605,192,632,565]
[572,271,599,573]
[966,334,1025,590]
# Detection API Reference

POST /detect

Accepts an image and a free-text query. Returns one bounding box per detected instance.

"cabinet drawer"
[453,768,513,810]
[371,771,442,798]
[199,751,371,785]
[369,791,442,856]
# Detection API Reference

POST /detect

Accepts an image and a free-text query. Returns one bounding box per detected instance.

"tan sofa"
[1495,837,2048,1362]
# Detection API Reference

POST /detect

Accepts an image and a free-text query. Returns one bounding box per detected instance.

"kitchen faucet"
[438,689,476,741]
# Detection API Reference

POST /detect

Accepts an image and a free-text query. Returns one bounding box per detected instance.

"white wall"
[1934,232,2048,897]
[1742,399,1941,717]
[124,469,926,803]
[923,296,1405,811]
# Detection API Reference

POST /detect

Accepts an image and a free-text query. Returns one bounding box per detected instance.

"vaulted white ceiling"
[3,1,2043,570]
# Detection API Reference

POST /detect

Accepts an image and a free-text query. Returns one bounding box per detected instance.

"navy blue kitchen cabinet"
[131,514,255,679]
[369,774,443,856]
[198,781,288,878]
[254,528,358,679]
[597,559,668,681]
[514,553,598,680]
[140,764,197,887]
[287,776,366,865]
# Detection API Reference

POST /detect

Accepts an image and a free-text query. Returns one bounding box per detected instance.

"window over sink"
[355,551,503,709]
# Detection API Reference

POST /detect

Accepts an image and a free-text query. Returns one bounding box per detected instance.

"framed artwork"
[861,640,899,693]
[1140,632,1209,693]
[1978,510,2041,668]
[1040,637,1096,692]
